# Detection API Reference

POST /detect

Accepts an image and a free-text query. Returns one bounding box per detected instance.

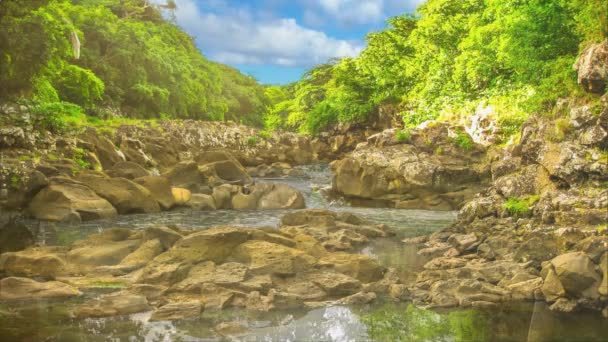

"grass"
[548,118,574,142]
[395,129,412,143]
[503,195,540,217]
[72,148,91,170]
[247,136,259,146]
[453,129,474,150]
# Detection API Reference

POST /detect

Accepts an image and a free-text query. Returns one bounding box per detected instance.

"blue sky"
[166,0,424,84]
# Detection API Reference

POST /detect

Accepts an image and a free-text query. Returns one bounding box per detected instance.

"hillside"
[0,0,267,126]
[266,0,607,137]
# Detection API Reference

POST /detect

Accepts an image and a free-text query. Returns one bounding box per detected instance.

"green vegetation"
[71,147,91,170]
[453,129,474,150]
[361,303,489,342]
[0,0,268,126]
[88,281,128,288]
[395,129,411,143]
[246,136,259,147]
[265,0,606,135]
[503,195,541,217]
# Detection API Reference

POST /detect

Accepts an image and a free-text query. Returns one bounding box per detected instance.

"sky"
[163,0,425,84]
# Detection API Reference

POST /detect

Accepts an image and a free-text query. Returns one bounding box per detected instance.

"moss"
[395,129,411,143]
[503,195,540,217]
[434,146,443,155]
[548,118,574,142]
[9,175,21,190]
[453,129,473,150]
[18,155,31,161]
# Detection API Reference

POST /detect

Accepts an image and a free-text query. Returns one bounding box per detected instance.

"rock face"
[107,161,150,180]
[574,40,608,94]
[28,177,117,222]
[0,277,81,300]
[134,176,176,210]
[75,292,151,318]
[0,217,34,252]
[331,123,488,210]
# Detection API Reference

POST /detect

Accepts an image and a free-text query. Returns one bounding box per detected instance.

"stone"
[212,184,237,209]
[143,226,183,249]
[231,240,315,276]
[28,177,117,222]
[311,272,362,296]
[119,239,163,268]
[599,252,608,296]
[447,233,478,253]
[75,292,151,318]
[507,277,543,301]
[199,159,253,186]
[551,252,602,296]
[318,252,385,283]
[0,217,34,253]
[388,284,410,301]
[214,321,248,337]
[334,291,377,305]
[162,161,204,188]
[0,277,81,300]
[150,301,202,321]
[574,40,608,94]
[549,298,578,313]
[0,247,66,278]
[68,239,140,269]
[107,161,150,180]
[172,187,192,206]
[76,173,160,214]
[134,176,176,210]
[186,194,216,210]
[79,129,124,169]
[257,183,306,209]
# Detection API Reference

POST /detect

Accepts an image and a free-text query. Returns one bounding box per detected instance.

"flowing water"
[3,165,608,341]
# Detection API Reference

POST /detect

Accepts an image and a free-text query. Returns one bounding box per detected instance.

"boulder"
[212,184,238,209]
[134,176,176,210]
[0,217,34,252]
[119,239,163,268]
[150,301,202,321]
[74,292,151,318]
[232,183,305,210]
[447,233,478,253]
[68,239,140,269]
[199,160,253,186]
[599,252,608,296]
[162,162,204,189]
[318,252,385,283]
[75,174,160,214]
[172,187,192,206]
[0,277,80,300]
[231,240,316,276]
[79,129,124,169]
[106,161,150,180]
[0,247,66,278]
[574,40,608,94]
[186,194,216,210]
[541,268,566,302]
[28,177,117,222]
[310,272,362,296]
[550,252,601,296]
[143,226,183,249]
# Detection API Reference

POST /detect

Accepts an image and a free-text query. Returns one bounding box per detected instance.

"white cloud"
[317,0,384,24]
[171,0,364,67]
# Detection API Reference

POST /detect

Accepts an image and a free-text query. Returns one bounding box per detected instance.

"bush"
[503,195,540,217]
[453,130,474,150]
[395,129,412,143]
[31,102,86,133]
[54,64,105,107]
[246,136,258,146]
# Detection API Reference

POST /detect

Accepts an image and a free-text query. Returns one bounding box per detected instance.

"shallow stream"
[3,165,607,341]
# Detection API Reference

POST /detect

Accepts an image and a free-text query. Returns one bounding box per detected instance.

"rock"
[143,226,183,249]
[318,252,385,283]
[172,187,192,206]
[507,277,543,301]
[231,240,315,276]
[574,40,608,94]
[186,194,216,210]
[0,127,29,148]
[0,217,34,252]
[514,236,559,264]
[599,252,608,296]
[0,277,80,300]
[257,183,306,209]
[541,268,566,302]
[28,177,117,222]
[335,291,377,305]
[212,184,239,209]
[68,239,140,269]
[388,284,410,301]
[549,298,578,313]
[0,247,66,278]
[199,159,253,186]
[551,252,601,296]
[134,176,176,210]
[447,233,478,253]
[107,161,150,180]
[119,239,163,268]
[150,301,202,321]
[214,321,248,337]
[311,272,362,296]
[75,292,151,318]
[79,129,124,169]
[75,173,160,214]
[580,125,607,146]
[162,162,204,189]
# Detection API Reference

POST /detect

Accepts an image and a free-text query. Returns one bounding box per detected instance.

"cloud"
[317,0,384,25]
[170,0,364,67]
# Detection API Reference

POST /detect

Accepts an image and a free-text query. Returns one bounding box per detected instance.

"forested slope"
[266,0,607,139]
[0,0,267,126]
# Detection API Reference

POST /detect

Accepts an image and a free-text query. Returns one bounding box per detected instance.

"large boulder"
[150,301,202,321]
[75,173,160,214]
[231,240,316,276]
[74,292,150,318]
[318,252,385,283]
[79,129,124,169]
[162,161,204,189]
[0,247,66,278]
[106,161,150,180]
[134,176,176,210]
[0,277,80,300]
[28,177,117,222]
[0,217,34,252]
[574,40,608,94]
[231,183,305,210]
[199,159,253,186]
[550,252,602,297]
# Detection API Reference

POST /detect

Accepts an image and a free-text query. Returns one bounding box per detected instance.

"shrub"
[503,195,540,217]
[258,130,272,140]
[395,129,412,143]
[453,130,474,150]
[246,136,258,146]
[54,64,105,107]
[31,102,86,133]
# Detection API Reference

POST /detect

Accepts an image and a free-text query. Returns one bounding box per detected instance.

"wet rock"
[334,291,377,305]
[318,252,385,283]
[388,284,410,301]
[551,252,601,297]
[134,176,176,210]
[172,187,192,206]
[28,177,117,222]
[549,298,578,313]
[0,277,80,300]
[0,127,29,148]
[187,194,217,210]
[119,239,163,268]
[199,159,252,186]
[68,238,140,270]
[447,233,478,253]
[214,321,248,337]
[79,129,124,169]
[0,217,34,252]
[212,184,238,209]
[106,161,150,180]
[231,240,315,276]
[143,226,183,250]
[232,183,305,210]
[75,173,160,214]
[162,161,204,189]
[599,252,608,296]
[150,301,202,321]
[311,271,362,296]
[541,268,566,302]
[75,292,151,318]
[0,247,66,278]
[507,277,543,301]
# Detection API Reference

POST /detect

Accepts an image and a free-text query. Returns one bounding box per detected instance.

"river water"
[2,165,607,341]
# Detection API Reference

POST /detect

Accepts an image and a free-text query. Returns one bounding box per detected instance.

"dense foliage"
[0,0,268,125]
[267,0,607,136]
